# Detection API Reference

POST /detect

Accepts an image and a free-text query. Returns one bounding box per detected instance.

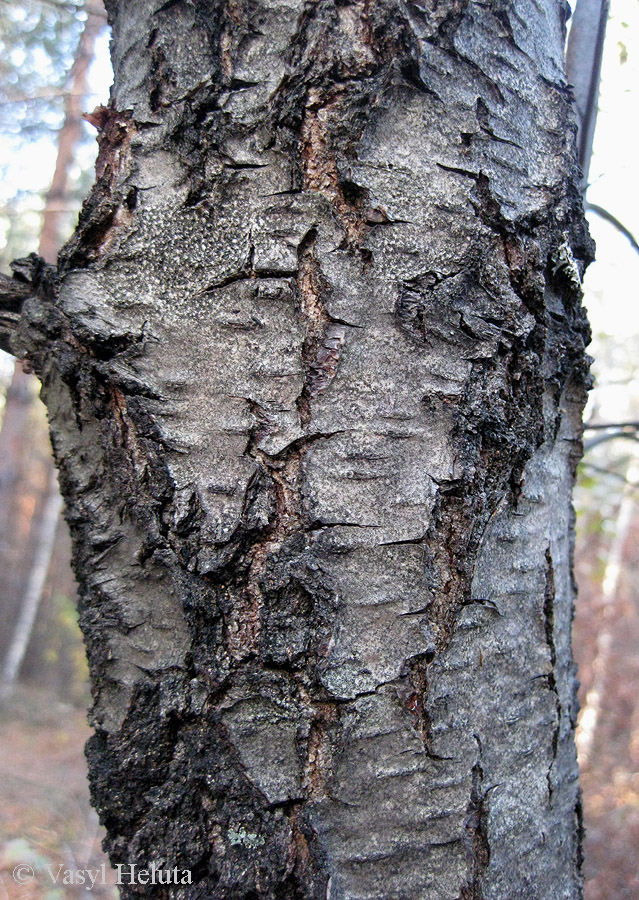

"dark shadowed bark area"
[1,0,593,897]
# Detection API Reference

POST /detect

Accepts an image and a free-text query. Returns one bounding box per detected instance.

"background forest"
[0,1,637,897]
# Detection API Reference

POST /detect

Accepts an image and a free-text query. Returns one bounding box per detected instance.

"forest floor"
[0,687,117,900]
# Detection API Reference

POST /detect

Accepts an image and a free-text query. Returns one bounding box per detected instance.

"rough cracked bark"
[2,1,593,898]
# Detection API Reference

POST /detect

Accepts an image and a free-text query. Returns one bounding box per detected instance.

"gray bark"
[3,1,593,898]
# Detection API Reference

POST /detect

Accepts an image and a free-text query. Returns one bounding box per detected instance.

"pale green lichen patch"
[227,827,266,849]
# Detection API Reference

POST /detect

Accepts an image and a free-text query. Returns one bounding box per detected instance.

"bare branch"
[580,460,639,491]
[586,202,639,255]
[584,432,639,452]
[584,421,639,430]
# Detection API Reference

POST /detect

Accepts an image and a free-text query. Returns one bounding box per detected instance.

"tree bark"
[5,1,593,897]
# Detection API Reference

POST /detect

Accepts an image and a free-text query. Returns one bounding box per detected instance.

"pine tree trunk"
[39,7,105,264]
[6,1,593,897]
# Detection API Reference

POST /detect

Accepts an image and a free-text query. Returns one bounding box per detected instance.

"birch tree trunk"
[4,0,593,897]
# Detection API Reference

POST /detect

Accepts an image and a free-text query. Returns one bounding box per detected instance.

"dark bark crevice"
[459,738,490,900]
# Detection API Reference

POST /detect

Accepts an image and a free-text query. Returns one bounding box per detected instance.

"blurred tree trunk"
[3,0,593,897]
[0,9,103,696]
[39,8,105,264]
[0,368,51,667]
[565,0,609,188]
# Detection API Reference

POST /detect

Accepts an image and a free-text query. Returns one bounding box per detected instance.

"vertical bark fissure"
[295,229,332,428]
[544,544,561,803]
[459,738,490,900]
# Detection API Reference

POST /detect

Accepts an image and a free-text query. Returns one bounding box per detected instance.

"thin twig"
[584,432,639,452]
[587,202,639,255]
[580,461,639,491]
[584,421,639,431]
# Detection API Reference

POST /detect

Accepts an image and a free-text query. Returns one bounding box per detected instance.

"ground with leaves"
[0,687,116,900]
